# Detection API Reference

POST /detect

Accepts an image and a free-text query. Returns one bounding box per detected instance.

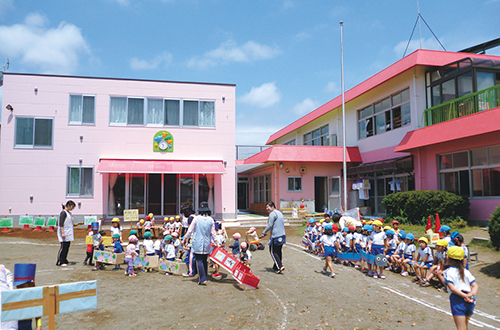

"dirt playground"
[1,227,499,330]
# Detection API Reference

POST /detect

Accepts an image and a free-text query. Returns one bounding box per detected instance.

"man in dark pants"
[260,201,286,274]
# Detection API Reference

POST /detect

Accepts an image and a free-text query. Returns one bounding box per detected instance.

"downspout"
[413,68,420,129]
[274,163,279,205]
[417,149,423,190]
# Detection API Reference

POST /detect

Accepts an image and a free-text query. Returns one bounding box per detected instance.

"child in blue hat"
[319,224,336,278]
[401,233,416,277]
[390,230,406,273]
[14,264,42,330]
[112,234,123,271]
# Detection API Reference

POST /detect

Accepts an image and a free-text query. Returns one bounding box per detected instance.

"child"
[110,218,123,241]
[174,215,182,233]
[320,224,336,278]
[83,225,95,266]
[163,217,169,230]
[229,232,241,259]
[142,231,155,272]
[154,234,163,258]
[367,220,388,279]
[0,265,18,330]
[136,219,145,239]
[421,239,448,287]
[303,219,315,251]
[414,237,434,284]
[321,210,333,233]
[129,229,141,256]
[144,216,153,235]
[384,229,397,271]
[444,246,479,330]
[172,232,182,258]
[401,233,416,277]
[440,225,452,244]
[359,225,371,272]
[14,263,42,330]
[240,242,252,266]
[112,233,123,270]
[125,235,139,277]
[163,235,176,276]
[167,217,175,231]
[451,233,469,270]
[247,226,259,242]
[92,227,105,271]
[392,220,401,237]
[390,230,406,273]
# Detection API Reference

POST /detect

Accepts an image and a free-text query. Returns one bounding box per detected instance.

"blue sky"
[0,0,499,145]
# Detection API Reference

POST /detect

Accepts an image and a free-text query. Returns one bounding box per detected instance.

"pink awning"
[97,159,226,174]
[243,145,362,164]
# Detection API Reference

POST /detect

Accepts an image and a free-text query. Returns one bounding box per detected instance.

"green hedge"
[382,190,470,225]
[488,206,500,250]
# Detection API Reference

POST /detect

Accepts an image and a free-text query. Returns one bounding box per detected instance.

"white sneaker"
[321,269,328,274]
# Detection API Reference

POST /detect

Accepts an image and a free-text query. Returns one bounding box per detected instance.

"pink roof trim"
[243,145,362,164]
[267,49,500,144]
[97,159,226,174]
[395,106,500,152]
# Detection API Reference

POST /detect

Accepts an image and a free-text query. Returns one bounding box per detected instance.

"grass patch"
[295,222,307,236]
[469,238,494,250]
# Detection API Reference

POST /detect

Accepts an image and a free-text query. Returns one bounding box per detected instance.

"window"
[15,117,53,148]
[69,95,95,125]
[284,139,296,145]
[358,88,410,139]
[146,98,180,126]
[287,177,302,192]
[303,125,329,145]
[183,100,215,127]
[253,174,271,203]
[439,146,500,197]
[67,166,94,197]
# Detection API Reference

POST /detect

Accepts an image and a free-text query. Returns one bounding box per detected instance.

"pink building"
[0,73,236,224]
[239,49,500,224]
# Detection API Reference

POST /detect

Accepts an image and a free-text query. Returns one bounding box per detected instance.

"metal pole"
[340,21,347,211]
[417,0,422,49]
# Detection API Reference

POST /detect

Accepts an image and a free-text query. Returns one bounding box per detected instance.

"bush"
[382,190,470,225]
[488,206,500,250]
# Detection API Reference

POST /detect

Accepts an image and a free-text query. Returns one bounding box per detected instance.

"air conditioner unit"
[330,134,337,146]
[299,167,307,174]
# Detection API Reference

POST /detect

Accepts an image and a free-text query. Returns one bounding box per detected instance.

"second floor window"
[15,117,53,148]
[69,95,95,125]
[303,125,329,145]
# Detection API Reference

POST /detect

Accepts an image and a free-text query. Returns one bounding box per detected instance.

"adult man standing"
[260,201,286,274]
[182,202,217,285]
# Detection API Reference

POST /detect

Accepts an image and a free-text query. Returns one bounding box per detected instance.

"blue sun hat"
[398,230,406,239]
[439,225,451,233]
[342,227,349,232]
[450,231,460,240]
[13,263,36,287]
[164,235,173,241]
[366,225,373,232]
[91,222,99,231]
[406,233,415,241]
[144,231,152,238]
[308,218,315,224]
[386,229,395,236]
[324,224,333,230]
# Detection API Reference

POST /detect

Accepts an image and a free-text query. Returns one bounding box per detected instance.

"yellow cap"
[436,239,449,247]
[170,217,175,221]
[164,217,169,221]
[447,246,465,260]
[320,219,325,223]
[372,220,383,227]
[148,213,154,218]
[175,215,181,219]
[418,237,429,244]
[139,219,145,224]
[112,218,120,223]
[383,226,391,231]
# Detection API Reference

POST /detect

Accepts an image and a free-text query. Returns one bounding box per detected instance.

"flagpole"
[340,21,347,211]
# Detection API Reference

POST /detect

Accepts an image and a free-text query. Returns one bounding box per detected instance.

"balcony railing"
[423,83,500,127]
[235,145,271,159]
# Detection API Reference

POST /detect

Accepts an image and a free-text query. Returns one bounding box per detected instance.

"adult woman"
[56,200,76,267]
[260,201,286,274]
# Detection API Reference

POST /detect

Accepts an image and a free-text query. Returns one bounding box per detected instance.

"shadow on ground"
[479,261,500,279]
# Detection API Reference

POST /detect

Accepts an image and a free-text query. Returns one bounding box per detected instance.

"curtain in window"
[128,98,144,125]
[15,118,34,145]
[69,95,82,123]
[165,100,180,125]
[34,118,52,147]
[200,101,215,127]
[108,173,118,215]
[110,97,127,124]
[68,167,80,195]
[81,168,93,196]
[183,101,198,126]
[82,96,95,124]
[147,98,164,125]
[206,174,214,212]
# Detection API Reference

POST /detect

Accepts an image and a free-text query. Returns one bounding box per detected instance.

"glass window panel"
[489,146,500,165]
[68,167,80,195]
[147,98,164,125]
[200,101,215,127]
[312,129,320,138]
[457,72,473,97]
[81,168,93,196]
[442,79,456,103]
[374,102,382,113]
[490,167,500,196]
[401,89,410,102]
[471,148,487,166]
[130,175,145,214]
[359,120,366,139]
[295,178,302,191]
[108,174,125,216]
[381,97,390,110]
[180,175,194,210]
[34,118,52,147]
[472,169,482,196]
[321,125,328,135]
[376,178,385,196]
[431,71,441,82]
[385,111,392,131]
[477,71,495,91]
[483,169,491,197]
[183,101,198,126]
[127,98,144,125]
[440,154,453,169]
[375,113,385,134]
[165,100,180,126]
[392,92,402,105]
[110,97,127,124]
[198,175,210,208]
[330,178,340,195]
[15,117,34,146]
[442,172,458,193]
[432,85,441,106]
[69,95,82,123]
[366,118,373,137]
[401,103,411,126]
[458,170,470,196]
[82,96,95,124]
[453,152,468,168]
[288,178,294,191]
[392,107,401,129]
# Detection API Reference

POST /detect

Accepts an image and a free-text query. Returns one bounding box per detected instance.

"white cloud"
[188,40,280,69]
[130,52,173,70]
[324,81,340,94]
[292,98,319,115]
[394,37,444,57]
[238,82,282,109]
[0,13,90,74]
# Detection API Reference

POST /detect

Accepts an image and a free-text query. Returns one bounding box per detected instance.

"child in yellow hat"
[443,246,479,329]
[413,237,434,284]
[420,239,448,287]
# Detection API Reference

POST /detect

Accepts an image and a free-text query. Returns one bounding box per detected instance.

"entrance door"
[314,177,328,212]
[237,179,249,211]
[147,174,162,215]
[163,174,177,215]
[328,176,341,212]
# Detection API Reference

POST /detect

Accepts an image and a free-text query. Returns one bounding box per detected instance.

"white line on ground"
[265,287,288,330]
[285,241,500,330]
[0,241,85,247]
